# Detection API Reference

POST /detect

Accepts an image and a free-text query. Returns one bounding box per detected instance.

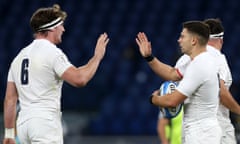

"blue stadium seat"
[1,0,240,137]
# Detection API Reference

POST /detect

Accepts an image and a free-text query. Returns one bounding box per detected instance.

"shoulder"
[177,54,190,62]
[196,52,215,61]
[220,53,227,61]
[191,52,216,70]
[37,39,66,56]
[206,45,221,57]
[175,54,191,66]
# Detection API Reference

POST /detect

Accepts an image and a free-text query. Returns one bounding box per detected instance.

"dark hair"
[183,21,210,46]
[203,18,224,34]
[30,4,67,33]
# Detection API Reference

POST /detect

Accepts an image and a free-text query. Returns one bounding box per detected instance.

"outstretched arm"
[62,33,109,87]
[136,32,181,81]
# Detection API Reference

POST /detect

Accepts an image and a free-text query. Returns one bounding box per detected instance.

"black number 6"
[21,58,29,85]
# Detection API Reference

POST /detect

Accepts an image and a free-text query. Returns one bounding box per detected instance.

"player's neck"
[208,39,222,51]
[190,45,206,59]
[35,33,55,44]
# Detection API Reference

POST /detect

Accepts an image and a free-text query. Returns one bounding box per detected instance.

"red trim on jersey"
[176,69,183,79]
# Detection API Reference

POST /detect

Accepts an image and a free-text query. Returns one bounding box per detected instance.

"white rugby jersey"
[175,45,233,122]
[8,39,72,111]
[176,52,220,123]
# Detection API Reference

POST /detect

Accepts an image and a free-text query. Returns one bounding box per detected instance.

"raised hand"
[135,32,152,57]
[94,32,109,60]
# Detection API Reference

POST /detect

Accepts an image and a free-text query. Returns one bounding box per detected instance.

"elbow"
[62,66,91,88]
[74,83,87,88]
[168,100,179,108]
[74,79,88,88]
[71,77,89,88]
[68,73,92,87]
[164,96,180,107]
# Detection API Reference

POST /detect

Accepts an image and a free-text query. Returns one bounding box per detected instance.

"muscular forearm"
[79,55,101,79]
[220,84,240,115]
[4,82,18,129]
[148,58,181,81]
[4,99,17,128]
[64,32,108,87]
[151,90,186,108]
[62,56,102,87]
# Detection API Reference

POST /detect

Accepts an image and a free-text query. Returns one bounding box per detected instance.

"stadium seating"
[1,0,240,136]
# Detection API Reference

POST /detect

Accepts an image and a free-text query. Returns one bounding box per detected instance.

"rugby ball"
[159,81,183,118]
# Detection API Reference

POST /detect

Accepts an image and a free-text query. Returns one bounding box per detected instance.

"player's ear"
[191,36,198,46]
[220,38,223,45]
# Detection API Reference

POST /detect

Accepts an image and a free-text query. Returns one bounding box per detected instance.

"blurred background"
[1,0,240,143]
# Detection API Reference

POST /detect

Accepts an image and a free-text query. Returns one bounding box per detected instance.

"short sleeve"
[53,49,73,77]
[176,62,204,97]
[175,54,191,77]
[218,55,230,80]
[7,64,14,82]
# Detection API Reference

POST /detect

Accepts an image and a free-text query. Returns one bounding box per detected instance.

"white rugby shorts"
[183,118,222,144]
[17,110,63,144]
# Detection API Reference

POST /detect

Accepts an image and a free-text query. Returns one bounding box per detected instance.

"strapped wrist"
[149,95,154,104]
[144,54,155,62]
[5,128,15,139]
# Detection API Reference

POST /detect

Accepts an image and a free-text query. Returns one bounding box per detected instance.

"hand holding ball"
[159,81,183,118]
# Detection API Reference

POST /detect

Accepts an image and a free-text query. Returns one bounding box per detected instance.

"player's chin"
[180,48,186,54]
[56,38,62,44]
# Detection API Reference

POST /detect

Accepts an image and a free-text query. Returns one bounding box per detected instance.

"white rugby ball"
[159,81,183,118]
